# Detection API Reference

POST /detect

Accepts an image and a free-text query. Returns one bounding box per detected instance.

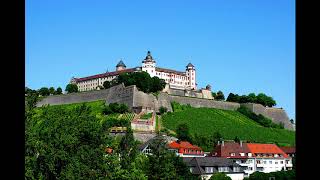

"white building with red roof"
[167,140,205,157]
[71,51,197,92]
[212,141,293,177]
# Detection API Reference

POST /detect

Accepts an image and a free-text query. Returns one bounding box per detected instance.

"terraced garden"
[162,107,295,146]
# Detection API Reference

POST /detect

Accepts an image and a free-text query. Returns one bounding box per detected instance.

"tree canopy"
[215,91,225,101]
[146,136,196,180]
[209,172,231,180]
[114,72,166,93]
[226,92,276,107]
[65,84,78,94]
[38,87,50,96]
[56,87,63,95]
[176,123,192,142]
[103,81,111,89]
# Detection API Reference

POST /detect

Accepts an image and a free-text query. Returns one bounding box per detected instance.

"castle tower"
[186,63,196,90]
[116,59,126,71]
[141,51,156,77]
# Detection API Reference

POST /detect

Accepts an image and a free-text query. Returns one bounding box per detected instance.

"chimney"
[240,140,243,147]
[222,140,224,146]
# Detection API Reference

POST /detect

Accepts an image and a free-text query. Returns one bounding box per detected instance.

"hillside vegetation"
[162,105,295,147]
[35,100,135,123]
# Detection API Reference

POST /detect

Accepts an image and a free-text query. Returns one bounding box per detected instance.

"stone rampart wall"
[241,103,294,130]
[36,88,111,107]
[36,84,294,131]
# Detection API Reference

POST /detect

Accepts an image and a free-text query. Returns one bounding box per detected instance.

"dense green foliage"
[215,91,225,100]
[192,131,223,152]
[176,123,192,142]
[243,170,295,180]
[237,106,284,129]
[114,71,166,93]
[56,87,63,94]
[38,87,50,96]
[227,92,276,107]
[26,86,63,97]
[26,104,109,179]
[103,103,130,115]
[103,81,111,89]
[49,87,55,95]
[209,172,232,180]
[159,106,168,114]
[145,137,196,180]
[162,104,295,151]
[171,101,192,112]
[65,84,78,93]
[26,100,149,179]
[26,99,199,179]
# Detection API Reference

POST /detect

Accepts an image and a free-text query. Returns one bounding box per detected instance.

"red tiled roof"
[279,147,295,154]
[168,141,202,150]
[75,68,138,82]
[213,141,251,158]
[155,67,186,76]
[246,143,288,158]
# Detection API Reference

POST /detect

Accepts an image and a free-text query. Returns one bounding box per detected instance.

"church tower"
[116,60,126,71]
[186,63,196,90]
[141,51,156,77]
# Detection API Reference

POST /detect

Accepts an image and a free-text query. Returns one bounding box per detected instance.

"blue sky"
[26,0,295,119]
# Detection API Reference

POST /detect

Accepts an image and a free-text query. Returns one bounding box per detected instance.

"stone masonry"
[36,84,294,131]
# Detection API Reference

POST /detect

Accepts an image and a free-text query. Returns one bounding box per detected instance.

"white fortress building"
[71,51,197,92]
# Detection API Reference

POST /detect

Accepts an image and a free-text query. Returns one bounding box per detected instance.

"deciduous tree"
[215,91,225,101]
[38,87,50,96]
[56,87,63,95]
[65,84,78,93]
[176,123,192,142]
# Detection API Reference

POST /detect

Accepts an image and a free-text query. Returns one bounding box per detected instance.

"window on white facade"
[233,167,240,172]
[280,161,283,164]
[218,167,229,172]
[269,161,272,164]
[205,167,214,173]
[257,160,261,164]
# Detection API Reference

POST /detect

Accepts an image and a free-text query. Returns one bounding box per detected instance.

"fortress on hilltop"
[36,51,294,131]
[71,51,197,92]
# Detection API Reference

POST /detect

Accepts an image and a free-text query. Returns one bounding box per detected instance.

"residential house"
[183,157,245,180]
[167,140,205,157]
[279,146,295,158]
[247,143,293,172]
[212,141,293,177]
[138,135,178,155]
[211,141,255,176]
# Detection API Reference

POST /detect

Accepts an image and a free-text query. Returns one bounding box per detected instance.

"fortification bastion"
[36,84,294,131]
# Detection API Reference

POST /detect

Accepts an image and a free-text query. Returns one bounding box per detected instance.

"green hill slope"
[162,107,295,147]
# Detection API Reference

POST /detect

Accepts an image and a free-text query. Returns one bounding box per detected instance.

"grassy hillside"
[162,107,295,146]
[34,100,135,123]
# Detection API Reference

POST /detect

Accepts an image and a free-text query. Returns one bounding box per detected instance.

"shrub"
[102,103,129,115]
[159,106,168,114]
[237,106,283,129]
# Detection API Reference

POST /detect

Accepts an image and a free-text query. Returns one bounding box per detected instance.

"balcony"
[286,164,293,168]
[256,163,264,168]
